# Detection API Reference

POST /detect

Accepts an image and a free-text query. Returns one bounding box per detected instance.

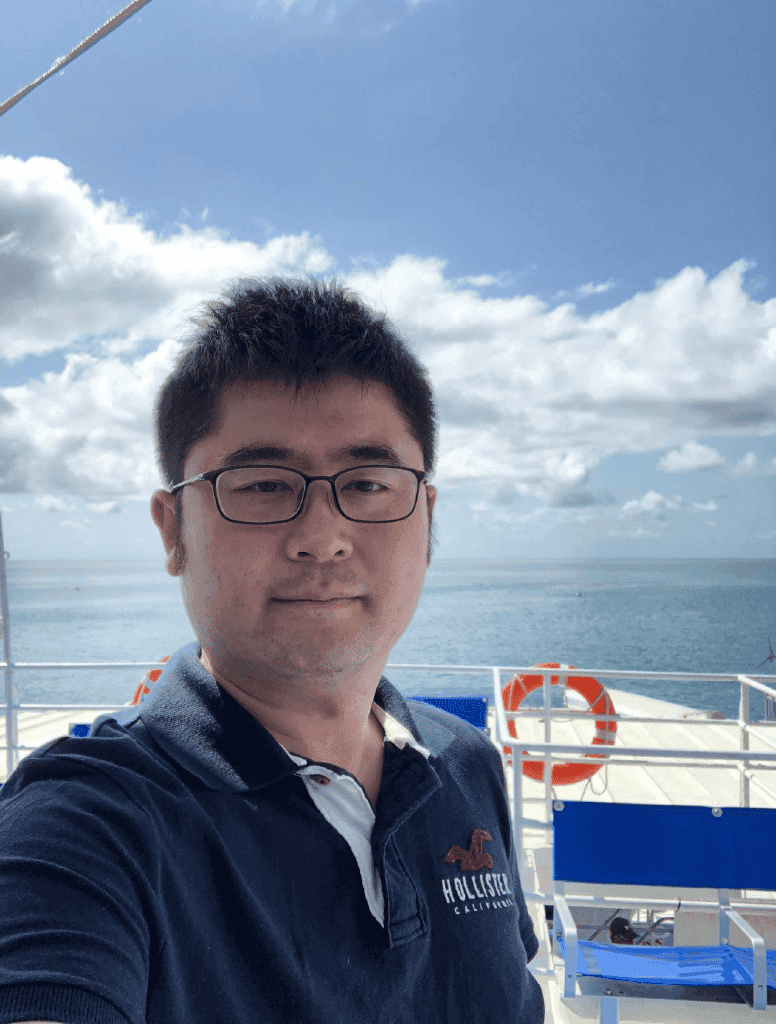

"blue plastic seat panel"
[553,802,776,890]
[557,938,776,988]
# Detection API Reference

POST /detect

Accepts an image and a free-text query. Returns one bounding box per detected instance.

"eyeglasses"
[169,464,429,524]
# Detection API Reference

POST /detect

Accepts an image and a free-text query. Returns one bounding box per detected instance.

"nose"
[283,478,353,561]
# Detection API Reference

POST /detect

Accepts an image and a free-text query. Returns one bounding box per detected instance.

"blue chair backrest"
[412,696,488,730]
[553,801,776,891]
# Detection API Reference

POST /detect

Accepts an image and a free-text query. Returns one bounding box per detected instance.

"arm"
[0,755,152,1024]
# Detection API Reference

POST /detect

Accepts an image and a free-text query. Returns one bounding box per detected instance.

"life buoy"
[131,656,171,706]
[501,663,616,785]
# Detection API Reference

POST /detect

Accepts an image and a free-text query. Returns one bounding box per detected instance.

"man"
[0,278,544,1023]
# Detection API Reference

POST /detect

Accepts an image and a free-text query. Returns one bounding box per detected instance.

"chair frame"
[552,800,774,1016]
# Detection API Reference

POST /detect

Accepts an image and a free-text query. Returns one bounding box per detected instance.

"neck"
[200,650,385,808]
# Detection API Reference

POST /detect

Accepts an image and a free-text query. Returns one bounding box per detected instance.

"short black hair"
[154,276,437,490]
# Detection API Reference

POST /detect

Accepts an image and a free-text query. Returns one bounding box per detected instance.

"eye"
[235,479,292,494]
[343,478,386,494]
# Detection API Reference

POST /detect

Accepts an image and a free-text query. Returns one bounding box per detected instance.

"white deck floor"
[488,686,776,812]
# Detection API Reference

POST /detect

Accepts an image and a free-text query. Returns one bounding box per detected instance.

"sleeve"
[0,753,155,1024]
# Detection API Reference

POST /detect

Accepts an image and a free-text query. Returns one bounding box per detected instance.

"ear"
[425,484,437,567]
[425,483,437,521]
[151,489,182,577]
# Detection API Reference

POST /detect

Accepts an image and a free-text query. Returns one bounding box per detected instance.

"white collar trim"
[371,702,431,758]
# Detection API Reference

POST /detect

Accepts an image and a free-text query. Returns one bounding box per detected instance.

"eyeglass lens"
[215,467,419,523]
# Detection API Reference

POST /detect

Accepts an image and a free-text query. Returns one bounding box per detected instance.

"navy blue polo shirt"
[0,644,544,1024]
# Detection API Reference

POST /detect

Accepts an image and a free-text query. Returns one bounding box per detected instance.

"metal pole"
[543,667,555,832]
[739,677,750,808]
[0,511,17,779]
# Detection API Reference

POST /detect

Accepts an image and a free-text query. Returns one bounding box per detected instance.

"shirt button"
[309,774,331,785]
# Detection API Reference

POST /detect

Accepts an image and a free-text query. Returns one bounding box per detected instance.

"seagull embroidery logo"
[441,828,494,871]
[438,828,513,914]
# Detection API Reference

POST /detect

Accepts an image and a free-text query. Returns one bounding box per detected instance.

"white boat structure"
[485,664,776,1021]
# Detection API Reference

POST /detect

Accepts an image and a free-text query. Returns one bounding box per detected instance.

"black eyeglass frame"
[169,464,429,525]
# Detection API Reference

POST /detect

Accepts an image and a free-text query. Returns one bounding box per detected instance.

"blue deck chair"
[410,696,488,730]
[552,801,776,1017]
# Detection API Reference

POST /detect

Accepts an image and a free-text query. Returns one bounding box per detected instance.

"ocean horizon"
[3,557,775,722]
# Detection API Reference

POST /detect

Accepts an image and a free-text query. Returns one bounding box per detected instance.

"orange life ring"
[501,662,617,785]
[131,656,171,706]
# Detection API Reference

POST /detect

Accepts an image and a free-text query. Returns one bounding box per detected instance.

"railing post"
[739,677,750,808]
[512,745,525,869]
[544,667,557,829]
[0,512,17,780]
[496,666,522,856]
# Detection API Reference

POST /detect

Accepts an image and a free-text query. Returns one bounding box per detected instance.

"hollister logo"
[441,828,494,870]
[439,829,514,916]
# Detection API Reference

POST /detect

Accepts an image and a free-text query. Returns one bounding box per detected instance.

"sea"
[3,558,776,722]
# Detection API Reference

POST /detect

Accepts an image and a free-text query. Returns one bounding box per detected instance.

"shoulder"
[0,715,179,826]
[404,698,505,780]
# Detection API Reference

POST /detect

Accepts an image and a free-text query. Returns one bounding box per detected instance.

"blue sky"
[1,0,774,560]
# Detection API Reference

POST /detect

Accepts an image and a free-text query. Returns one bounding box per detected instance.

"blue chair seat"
[557,937,776,989]
[552,802,776,1014]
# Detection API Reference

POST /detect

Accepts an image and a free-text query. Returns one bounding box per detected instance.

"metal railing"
[2,658,776,777]
[488,665,776,910]
[0,660,166,778]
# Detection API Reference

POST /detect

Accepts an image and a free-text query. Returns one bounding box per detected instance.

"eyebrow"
[220,443,408,470]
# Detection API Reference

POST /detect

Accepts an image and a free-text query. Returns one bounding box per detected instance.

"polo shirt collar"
[131,643,447,794]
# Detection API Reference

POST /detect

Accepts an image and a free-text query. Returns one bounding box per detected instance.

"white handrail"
[2,658,775,782]
[490,666,776,861]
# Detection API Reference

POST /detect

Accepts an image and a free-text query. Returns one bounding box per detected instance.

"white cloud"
[608,525,660,540]
[621,491,682,515]
[2,345,178,496]
[577,279,615,297]
[86,500,122,513]
[730,452,776,477]
[732,452,759,476]
[0,155,332,362]
[688,500,719,513]
[657,441,726,473]
[1,157,776,507]
[34,494,74,512]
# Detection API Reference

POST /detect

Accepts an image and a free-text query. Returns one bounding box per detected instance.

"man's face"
[151,376,437,693]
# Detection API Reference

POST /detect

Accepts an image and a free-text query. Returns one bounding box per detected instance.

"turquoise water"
[4,558,776,720]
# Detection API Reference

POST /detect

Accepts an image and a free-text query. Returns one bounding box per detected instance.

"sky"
[0,0,774,561]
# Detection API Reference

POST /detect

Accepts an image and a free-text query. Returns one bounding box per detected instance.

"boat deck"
[485,688,776,1020]
[488,686,776,815]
